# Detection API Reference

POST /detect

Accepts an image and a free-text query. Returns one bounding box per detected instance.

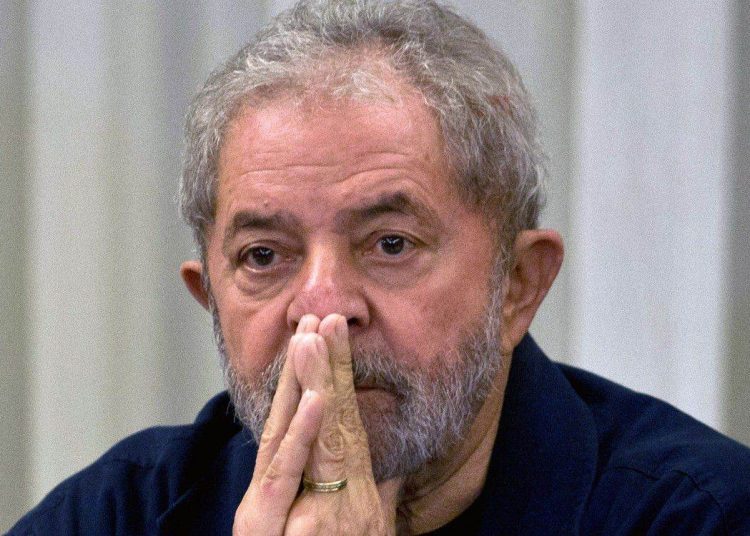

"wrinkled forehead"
[216,90,451,202]
[217,69,450,190]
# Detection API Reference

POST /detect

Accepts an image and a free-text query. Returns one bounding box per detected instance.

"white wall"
[571,0,731,428]
[2,0,748,531]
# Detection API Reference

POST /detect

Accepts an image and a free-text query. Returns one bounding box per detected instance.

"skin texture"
[181,89,563,534]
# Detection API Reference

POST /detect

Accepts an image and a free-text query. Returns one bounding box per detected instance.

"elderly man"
[10,1,750,535]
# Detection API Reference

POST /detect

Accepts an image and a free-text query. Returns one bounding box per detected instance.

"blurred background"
[2,0,748,530]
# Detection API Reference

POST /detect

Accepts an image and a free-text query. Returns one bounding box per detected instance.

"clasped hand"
[233,314,403,535]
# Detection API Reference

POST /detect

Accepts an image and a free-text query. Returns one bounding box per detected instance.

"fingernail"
[298,315,312,333]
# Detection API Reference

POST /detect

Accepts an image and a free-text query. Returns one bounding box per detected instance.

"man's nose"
[286,244,369,332]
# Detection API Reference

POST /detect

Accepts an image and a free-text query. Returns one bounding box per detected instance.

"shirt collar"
[473,334,599,534]
[156,397,254,535]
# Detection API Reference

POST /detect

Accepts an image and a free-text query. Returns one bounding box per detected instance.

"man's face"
[204,90,502,479]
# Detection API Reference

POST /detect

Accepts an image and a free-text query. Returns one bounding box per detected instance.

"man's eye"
[243,246,276,268]
[377,235,408,255]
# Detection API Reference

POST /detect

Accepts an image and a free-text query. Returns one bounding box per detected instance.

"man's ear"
[180,260,210,311]
[500,229,564,354]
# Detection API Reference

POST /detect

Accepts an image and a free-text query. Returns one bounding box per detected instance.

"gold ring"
[302,477,348,493]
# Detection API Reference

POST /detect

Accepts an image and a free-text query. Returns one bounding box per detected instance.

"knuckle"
[338,403,369,451]
[259,427,278,450]
[338,402,361,433]
[259,417,285,447]
[258,466,285,499]
[333,372,357,401]
[319,427,345,461]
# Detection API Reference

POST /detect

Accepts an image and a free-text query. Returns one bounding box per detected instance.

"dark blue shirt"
[8,336,750,535]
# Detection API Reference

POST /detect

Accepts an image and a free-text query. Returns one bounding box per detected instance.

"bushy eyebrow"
[222,191,439,253]
[223,211,301,249]
[334,191,438,229]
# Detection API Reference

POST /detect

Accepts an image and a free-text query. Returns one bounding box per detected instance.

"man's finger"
[318,314,372,473]
[234,389,323,535]
[319,314,356,398]
[292,331,347,485]
[253,315,320,476]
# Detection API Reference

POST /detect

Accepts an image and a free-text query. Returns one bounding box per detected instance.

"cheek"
[207,240,292,379]
[377,273,492,368]
[215,286,291,379]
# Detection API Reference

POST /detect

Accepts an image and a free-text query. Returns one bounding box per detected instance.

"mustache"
[261,343,414,399]
[350,349,412,396]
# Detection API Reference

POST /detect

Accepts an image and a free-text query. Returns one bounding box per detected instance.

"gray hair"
[180,0,545,266]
